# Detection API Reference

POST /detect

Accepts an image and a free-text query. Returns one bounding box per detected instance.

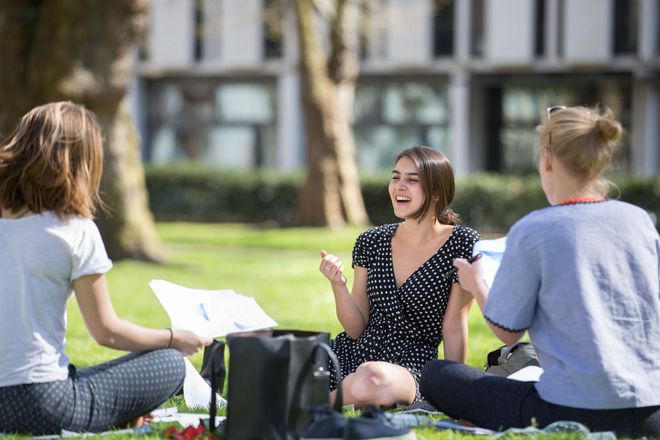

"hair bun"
[439,208,460,225]
[595,111,622,143]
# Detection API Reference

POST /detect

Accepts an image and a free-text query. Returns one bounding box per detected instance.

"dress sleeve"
[451,226,481,284]
[352,228,375,269]
[483,222,539,332]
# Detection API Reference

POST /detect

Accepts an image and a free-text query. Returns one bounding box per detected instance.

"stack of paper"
[150,279,278,338]
[473,237,506,289]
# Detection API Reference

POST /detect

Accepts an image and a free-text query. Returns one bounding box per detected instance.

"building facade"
[133,0,660,176]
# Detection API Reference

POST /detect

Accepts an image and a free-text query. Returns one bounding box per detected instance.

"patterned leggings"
[0,349,185,436]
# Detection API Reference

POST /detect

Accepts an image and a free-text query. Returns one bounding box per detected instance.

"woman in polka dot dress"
[320,146,479,408]
[0,102,212,436]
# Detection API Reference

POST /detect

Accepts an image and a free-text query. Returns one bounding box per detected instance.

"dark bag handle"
[317,342,343,411]
[206,340,226,435]
[287,341,343,434]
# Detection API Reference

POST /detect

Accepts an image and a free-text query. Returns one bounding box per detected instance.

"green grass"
[61,222,548,439]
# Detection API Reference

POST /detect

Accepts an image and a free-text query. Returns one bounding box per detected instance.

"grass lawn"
[60,222,556,439]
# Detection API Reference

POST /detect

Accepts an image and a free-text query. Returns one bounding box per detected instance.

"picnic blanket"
[385,411,617,439]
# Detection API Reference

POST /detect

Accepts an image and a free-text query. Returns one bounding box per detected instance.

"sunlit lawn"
[61,222,540,439]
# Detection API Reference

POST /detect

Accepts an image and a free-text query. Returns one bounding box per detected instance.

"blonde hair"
[536,106,622,196]
[0,101,104,219]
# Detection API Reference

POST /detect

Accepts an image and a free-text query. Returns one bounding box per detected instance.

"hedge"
[145,165,659,232]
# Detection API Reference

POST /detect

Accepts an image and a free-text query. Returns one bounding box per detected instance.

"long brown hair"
[395,146,460,225]
[0,101,104,219]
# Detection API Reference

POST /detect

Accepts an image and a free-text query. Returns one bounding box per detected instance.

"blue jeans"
[420,360,660,437]
[0,349,185,435]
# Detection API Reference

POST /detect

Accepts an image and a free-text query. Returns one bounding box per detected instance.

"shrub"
[145,165,300,224]
[145,166,659,231]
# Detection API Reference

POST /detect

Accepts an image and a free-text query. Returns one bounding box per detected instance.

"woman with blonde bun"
[420,106,660,436]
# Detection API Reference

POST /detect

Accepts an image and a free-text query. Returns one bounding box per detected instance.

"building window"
[471,0,484,57]
[263,0,283,59]
[358,1,370,60]
[359,0,388,60]
[138,24,149,61]
[556,0,564,57]
[498,78,631,174]
[194,0,204,62]
[353,78,450,171]
[534,0,545,57]
[147,79,277,170]
[433,0,454,57]
[500,86,575,173]
[613,0,639,55]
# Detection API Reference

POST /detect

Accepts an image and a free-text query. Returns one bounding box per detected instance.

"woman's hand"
[320,250,347,286]
[452,257,486,296]
[170,329,212,356]
[319,249,369,338]
[454,258,523,346]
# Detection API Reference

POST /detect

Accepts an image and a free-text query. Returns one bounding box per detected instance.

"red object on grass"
[163,422,212,439]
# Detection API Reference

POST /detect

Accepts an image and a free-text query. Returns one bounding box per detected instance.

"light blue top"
[484,200,660,409]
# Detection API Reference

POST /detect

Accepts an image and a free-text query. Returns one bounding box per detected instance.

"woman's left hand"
[171,329,212,356]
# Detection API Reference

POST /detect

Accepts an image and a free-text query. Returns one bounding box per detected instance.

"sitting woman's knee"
[349,362,392,401]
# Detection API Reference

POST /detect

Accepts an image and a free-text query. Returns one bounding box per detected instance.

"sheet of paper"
[473,236,506,289]
[183,357,227,410]
[151,407,226,428]
[507,365,543,382]
[150,279,278,338]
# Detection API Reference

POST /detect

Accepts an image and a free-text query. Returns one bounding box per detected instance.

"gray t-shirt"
[0,212,112,386]
[485,200,660,409]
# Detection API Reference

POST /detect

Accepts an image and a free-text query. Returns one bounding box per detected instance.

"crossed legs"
[0,349,185,435]
[420,359,660,437]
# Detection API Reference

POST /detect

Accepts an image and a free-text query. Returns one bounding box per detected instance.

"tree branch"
[328,0,360,85]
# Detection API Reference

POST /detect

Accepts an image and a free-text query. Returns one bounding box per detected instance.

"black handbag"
[224,330,342,440]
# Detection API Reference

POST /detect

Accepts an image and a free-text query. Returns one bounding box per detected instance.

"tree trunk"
[97,98,165,261]
[0,0,165,262]
[294,0,369,228]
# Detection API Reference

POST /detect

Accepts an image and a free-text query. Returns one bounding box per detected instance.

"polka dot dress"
[329,223,480,401]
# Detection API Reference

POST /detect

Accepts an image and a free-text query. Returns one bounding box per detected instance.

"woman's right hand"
[453,257,486,297]
[171,329,212,356]
[320,250,347,286]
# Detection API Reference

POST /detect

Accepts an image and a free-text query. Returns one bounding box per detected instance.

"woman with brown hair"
[0,102,211,435]
[320,146,479,408]
[421,106,660,436]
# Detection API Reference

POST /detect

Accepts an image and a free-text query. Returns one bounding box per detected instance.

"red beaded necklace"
[558,196,605,205]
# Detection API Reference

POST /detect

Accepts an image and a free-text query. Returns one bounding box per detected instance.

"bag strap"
[207,341,225,435]
[320,342,343,412]
[288,342,343,433]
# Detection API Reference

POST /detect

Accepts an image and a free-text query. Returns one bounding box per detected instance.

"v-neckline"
[389,223,455,291]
